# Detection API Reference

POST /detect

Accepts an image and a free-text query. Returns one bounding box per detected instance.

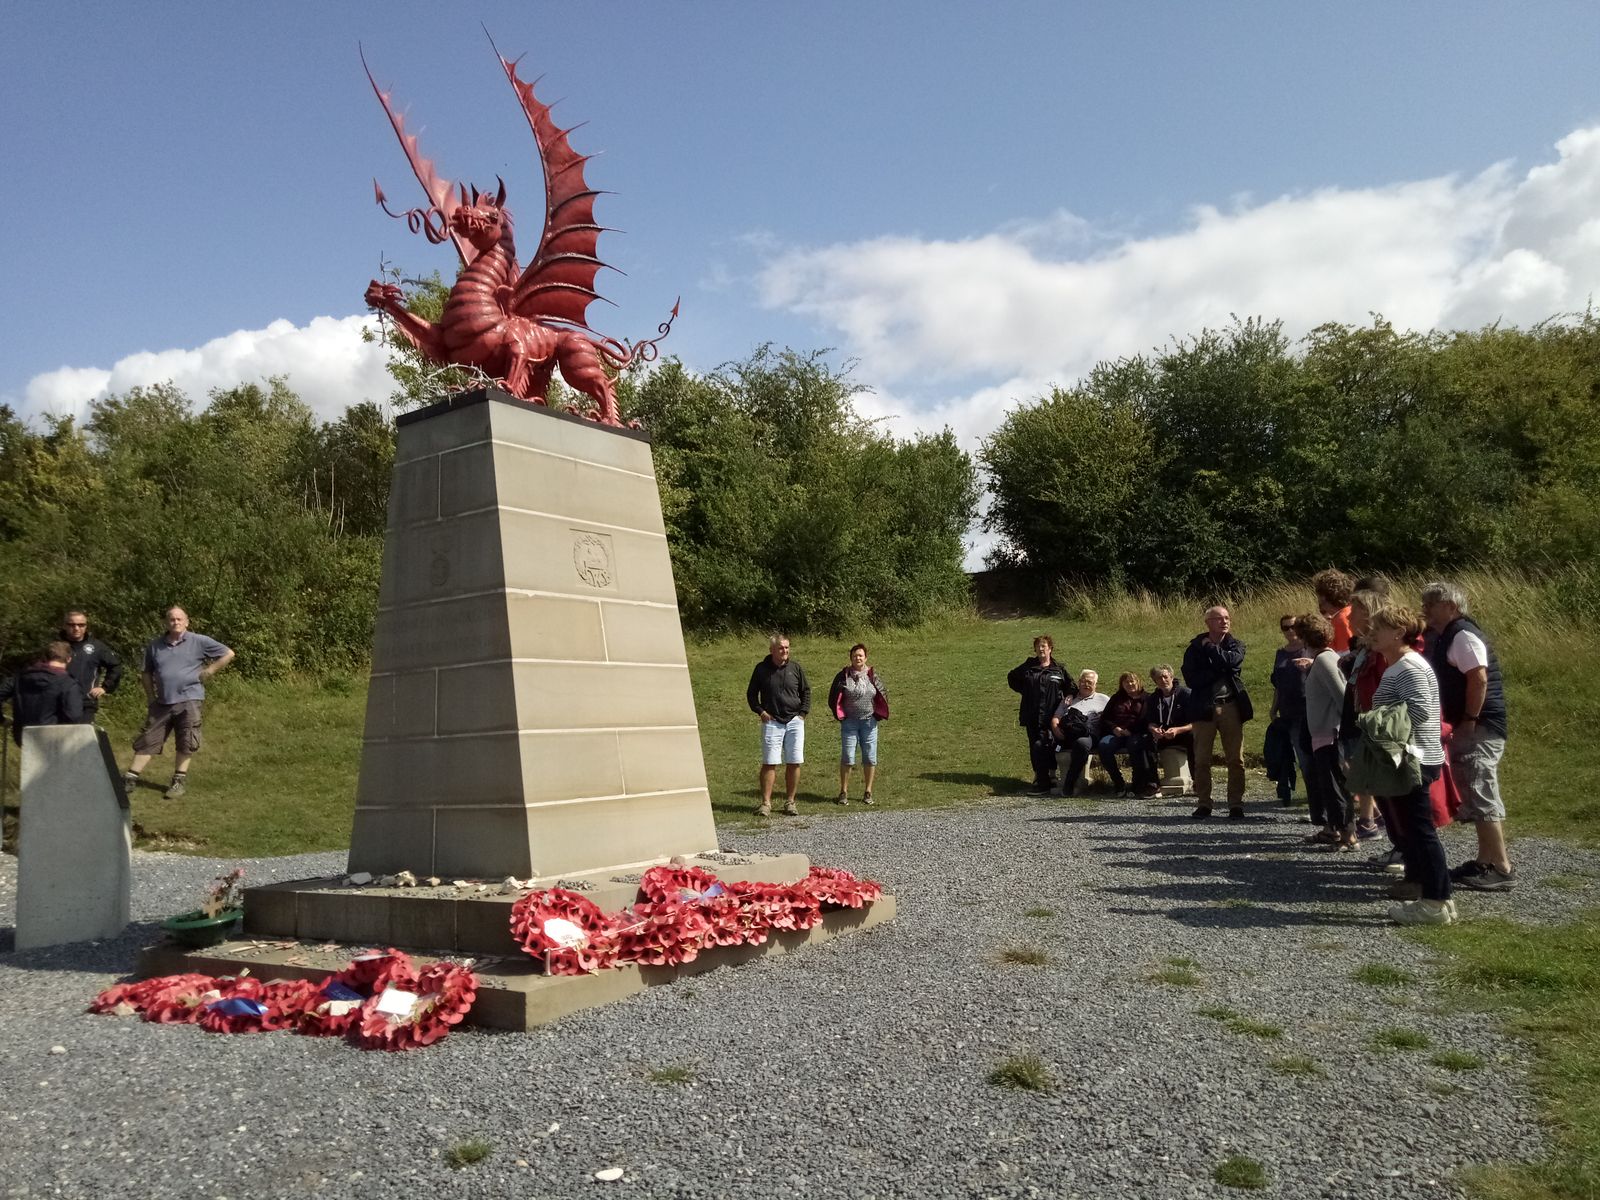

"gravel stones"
[1,794,1596,1198]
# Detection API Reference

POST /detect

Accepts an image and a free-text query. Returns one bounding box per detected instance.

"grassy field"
[2,570,1594,1197]
[1,569,1591,853]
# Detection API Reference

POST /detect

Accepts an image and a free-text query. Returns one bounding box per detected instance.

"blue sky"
[4,1,1599,485]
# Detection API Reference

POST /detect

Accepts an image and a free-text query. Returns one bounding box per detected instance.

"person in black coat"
[1180,606,1251,819]
[1007,635,1072,794]
[2,642,86,746]
[59,608,122,721]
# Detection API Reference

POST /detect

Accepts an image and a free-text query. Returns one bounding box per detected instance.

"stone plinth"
[348,389,719,880]
[16,726,131,950]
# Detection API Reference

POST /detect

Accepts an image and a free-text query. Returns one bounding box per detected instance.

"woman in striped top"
[1367,606,1453,925]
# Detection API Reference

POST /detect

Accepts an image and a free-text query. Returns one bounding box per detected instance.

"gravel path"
[2,791,1596,1200]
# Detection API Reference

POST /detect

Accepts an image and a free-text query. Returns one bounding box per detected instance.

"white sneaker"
[1379,849,1406,875]
[1388,899,1452,926]
[1445,898,1459,924]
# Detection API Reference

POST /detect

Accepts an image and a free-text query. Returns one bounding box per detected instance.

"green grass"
[997,945,1051,967]
[1353,963,1417,987]
[25,569,1585,854]
[1197,1006,1282,1039]
[1432,1050,1486,1072]
[1267,1055,1325,1077]
[1407,912,1600,1199]
[443,1138,492,1169]
[988,1052,1054,1093]
[1227,1018,1284,1040]
[1370,1027,1431,1052]
[645,1065,696,1085]
[1539,875,1594,893]
[1148,964,1203,987]
[1213,1155,1269,1190]
[1166,955,1199,968]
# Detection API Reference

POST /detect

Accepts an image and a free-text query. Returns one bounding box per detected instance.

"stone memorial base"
[16,726,131,950]
[138,851,897,1030]
[134,388,896,1024]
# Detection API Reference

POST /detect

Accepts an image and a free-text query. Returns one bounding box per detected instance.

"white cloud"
[14,315,393,424]
[759,123,1600,424]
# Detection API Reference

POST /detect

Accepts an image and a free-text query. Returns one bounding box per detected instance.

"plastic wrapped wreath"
[509,888,620,975]
[352,960,479,1051]
[89,951,479,1052]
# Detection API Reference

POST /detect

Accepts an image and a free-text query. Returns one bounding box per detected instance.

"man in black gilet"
[1423,581,1514,892]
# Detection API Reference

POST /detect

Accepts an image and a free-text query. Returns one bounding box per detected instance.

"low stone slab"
[139,894,897,1031]
[16,726,131,950]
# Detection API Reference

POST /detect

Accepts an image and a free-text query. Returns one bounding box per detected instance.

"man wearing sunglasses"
[58,609,123,723]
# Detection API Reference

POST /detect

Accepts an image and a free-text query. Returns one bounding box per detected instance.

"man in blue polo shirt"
[124,606,235,799]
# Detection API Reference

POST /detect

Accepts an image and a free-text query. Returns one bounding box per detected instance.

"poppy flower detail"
[350,961,479,1051]
[509,888,620,974]
[802,865,884,909]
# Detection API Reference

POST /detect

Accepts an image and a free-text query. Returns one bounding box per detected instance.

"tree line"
[0,348,978,675]
[981,312,1600,598]
[5,306,1596,678]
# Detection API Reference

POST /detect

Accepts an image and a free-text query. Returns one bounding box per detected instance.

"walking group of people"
[1009,572,1513,926]
[0,605,235,799]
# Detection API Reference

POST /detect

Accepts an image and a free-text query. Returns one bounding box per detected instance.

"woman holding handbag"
[829,643,889,806]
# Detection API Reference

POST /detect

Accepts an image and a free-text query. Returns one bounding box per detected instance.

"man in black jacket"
[1423,581,1514,891]
[2,642,86,746]
[60,609,122,722]
[746,634,811,817]
[1008,635,1071,794]
[1181,606,1251,819]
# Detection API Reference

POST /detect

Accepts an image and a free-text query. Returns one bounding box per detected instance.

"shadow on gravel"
[1104,902,1382,929]
[1029,803,1401,923]
[0,920,163,972]
[918,771,1029,795]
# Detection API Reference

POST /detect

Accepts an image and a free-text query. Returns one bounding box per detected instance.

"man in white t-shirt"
[1422,581,1514,892]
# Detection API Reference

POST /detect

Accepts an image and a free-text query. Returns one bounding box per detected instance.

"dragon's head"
[449,178,511,251]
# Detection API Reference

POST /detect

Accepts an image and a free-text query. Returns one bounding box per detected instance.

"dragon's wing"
[362,47,475,268]
[492,44,613,327]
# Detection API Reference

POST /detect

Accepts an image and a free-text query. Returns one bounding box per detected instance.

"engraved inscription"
[572,531,615,589]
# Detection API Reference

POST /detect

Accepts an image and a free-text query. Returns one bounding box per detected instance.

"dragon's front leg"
[365,280,447,360]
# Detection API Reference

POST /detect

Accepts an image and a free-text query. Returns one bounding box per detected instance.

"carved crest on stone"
[572,532,614,589]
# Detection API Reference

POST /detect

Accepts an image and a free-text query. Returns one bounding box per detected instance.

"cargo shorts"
[133,700,204,756]
[1450,725,1506,822]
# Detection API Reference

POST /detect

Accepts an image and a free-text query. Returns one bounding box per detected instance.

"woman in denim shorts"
[828,643,890,806]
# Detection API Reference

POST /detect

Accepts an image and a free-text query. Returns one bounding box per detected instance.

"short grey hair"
[1150,663,1174,678]
[1421,581,1469,613]
[1204,605,1229,619]
[768,632,789,649]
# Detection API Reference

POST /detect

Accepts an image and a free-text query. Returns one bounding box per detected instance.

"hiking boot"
[1228,806,1246,821]
[1190,806,1213,819]
[862,791,875,806]
[756,800,772,817]
[1389,899,1453,926]
[1387,879,1423,901]
[164,778,187,799]
[1450,859,1488,882]
[1376,849,1406,875]
[1457,865,1516,892]
[783,798,798,816]
[1027,780,1053,795]
[834,792,850,806]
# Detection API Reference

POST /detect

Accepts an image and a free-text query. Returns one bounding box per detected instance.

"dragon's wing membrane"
[362,50,475,268]
[495,52,612,328]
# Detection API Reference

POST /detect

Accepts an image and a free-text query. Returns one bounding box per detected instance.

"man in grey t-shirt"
[124,606,235,799]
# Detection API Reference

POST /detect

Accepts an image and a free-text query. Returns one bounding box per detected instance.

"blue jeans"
[840,717,879,765]
[1096,733,1153,789]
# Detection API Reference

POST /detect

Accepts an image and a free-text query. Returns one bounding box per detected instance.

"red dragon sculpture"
[361,38,676,427]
